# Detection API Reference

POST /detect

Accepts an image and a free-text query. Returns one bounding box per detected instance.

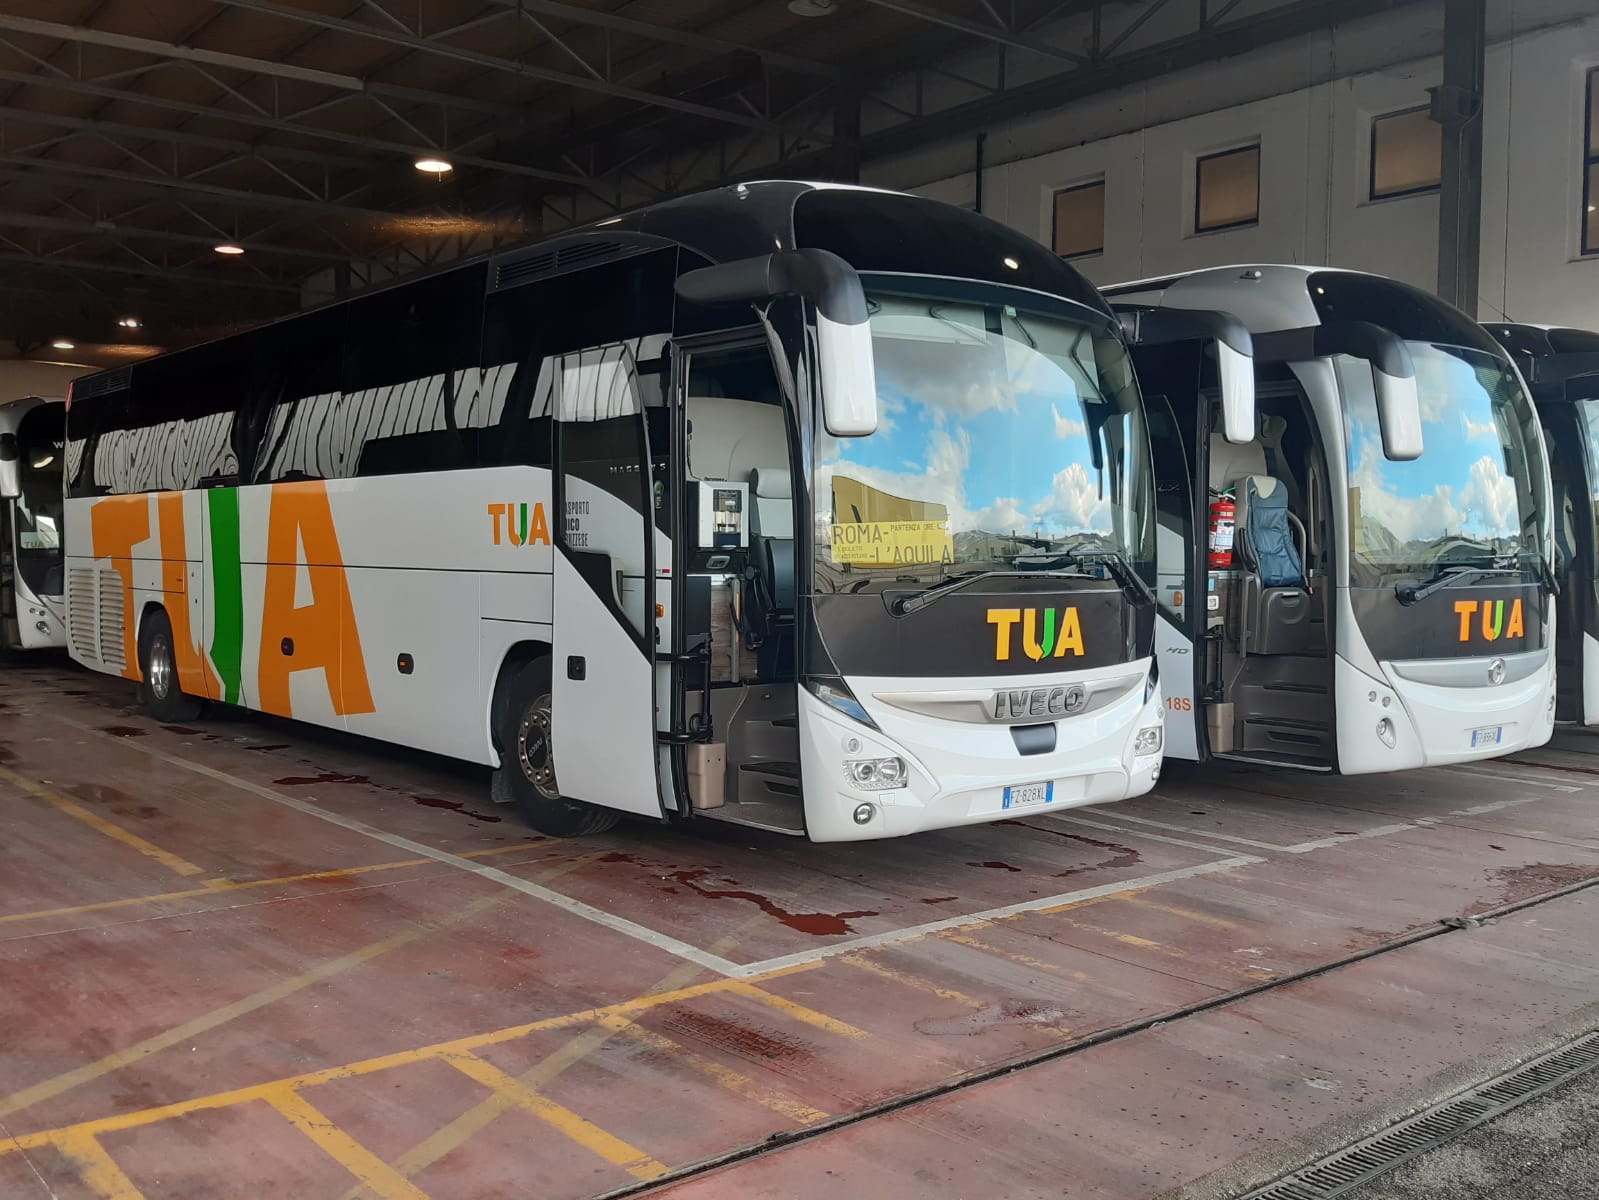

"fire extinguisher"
[1208,488,1236,569]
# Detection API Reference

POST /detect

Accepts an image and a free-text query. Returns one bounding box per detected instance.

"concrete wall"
[874,2,1599,330]
[0,359,92,402]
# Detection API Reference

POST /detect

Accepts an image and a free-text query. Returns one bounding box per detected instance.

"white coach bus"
[63,182,1240,840]
[0,395,66,653]
[1105,266,1557,774]
[1486,322,1599,725]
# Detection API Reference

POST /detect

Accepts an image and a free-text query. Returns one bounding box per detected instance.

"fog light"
[1376,716,1396,748]
[1134,725,1163,756]
[1151,763,1161,782]
[853,803,875,825]
[844,756,908,791]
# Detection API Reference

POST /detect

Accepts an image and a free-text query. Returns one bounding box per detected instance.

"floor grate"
[1242,1031,1599,1199]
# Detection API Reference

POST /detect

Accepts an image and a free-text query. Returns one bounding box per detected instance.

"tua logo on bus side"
[1454,598,1525,643]
[486,502,551,546]
[987,608,1085,662]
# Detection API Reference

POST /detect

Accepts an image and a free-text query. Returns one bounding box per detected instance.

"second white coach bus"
[0,395,66,654]
[63,182,1246,840]
[1106,266,1557,773]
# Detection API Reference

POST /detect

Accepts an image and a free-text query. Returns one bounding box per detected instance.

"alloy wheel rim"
[516,695,559,801]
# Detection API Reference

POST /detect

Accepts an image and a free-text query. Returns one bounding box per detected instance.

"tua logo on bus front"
[486,502,551,546]
[1454,598,1525,643]
[986,607,1085,662]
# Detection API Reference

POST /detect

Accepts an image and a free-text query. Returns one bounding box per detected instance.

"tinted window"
[793,189,1109,316]
[1307,271,1501,354]
[1053,181,1106,259]
[1195,145,1260,232]
[1370,107,1441,200]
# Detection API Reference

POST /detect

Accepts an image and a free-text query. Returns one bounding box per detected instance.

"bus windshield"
[1342,344,1546,583]
[814,290,1153,591]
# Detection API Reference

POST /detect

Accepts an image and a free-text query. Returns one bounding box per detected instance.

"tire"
[491,659,620,838]
[137,608,205,723]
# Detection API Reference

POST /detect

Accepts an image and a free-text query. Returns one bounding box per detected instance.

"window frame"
[1193,143,1261,235]
[1368,104,1442,202]
[1051,178,1106,260]
[1584,67,1599,257]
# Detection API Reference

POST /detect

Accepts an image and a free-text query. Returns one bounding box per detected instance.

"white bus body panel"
[1154,612,1200,761]
[800,659,1163,842]
[1335,650,1555,774]
[1585,632,1599,726]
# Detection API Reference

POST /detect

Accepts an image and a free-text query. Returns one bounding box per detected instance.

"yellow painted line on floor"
[265,1087,431,1200]
[442,1052,670,1182]
[0,890,509,1122]
[0,962,826,1157]
[53,1131,147,1200]
[595,1014,829,1125]
[1037,889,1145,916]
[939,930,1090,982]
[0,842,550,927]
[725,981,869,1040]
[0,766,206,878]
[1125,895,1242,930]
[839,952,985,1009]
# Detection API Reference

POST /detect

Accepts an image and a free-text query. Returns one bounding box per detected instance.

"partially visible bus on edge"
[1104,266,1557,774]
[62,182,1241,841]
[1485,322,1599,725]
[0,395,66,653]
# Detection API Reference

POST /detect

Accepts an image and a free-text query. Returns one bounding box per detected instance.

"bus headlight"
[1134,725,1163,756]
[808,678,878,729]
[845,757,908,790]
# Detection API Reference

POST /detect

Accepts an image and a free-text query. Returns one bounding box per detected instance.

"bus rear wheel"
[491,659,619,838]
[138,609,205,723]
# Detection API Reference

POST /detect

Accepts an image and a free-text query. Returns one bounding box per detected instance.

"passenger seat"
[1234,475,1314,655]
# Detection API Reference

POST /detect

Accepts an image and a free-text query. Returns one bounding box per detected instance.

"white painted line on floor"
[725,855,1262,979]
[1064,810,1290,853]
[62,715,748,978]
[1442,764,1583,792]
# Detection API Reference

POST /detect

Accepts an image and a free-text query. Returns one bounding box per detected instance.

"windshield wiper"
[1396,564,1521,606]
[1059,547,1156,607]
[890,569,1084,615]
[1527,552,1561,598]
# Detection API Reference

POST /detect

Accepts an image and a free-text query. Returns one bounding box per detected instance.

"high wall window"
[1052,179,1105,258]
[1370,106,1441,200]
[1195,144,1259,233]
[1585,68,1599,255]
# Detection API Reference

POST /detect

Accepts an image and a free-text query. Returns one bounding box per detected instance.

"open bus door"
[549,344,668,820]
[1541,374,1599,723]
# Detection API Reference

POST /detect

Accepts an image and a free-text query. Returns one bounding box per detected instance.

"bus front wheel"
[491,659,619,838]
[137,609,205,723]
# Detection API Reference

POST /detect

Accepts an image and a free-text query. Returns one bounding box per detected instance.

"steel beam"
[212,0,812,134]
[1433,0,1485,313]
[0,13,362,91]
[0,86,590,187]
[860,0,1088,65]
[0,211,349,262]
[479,0,838,79]
[0,249,300,293]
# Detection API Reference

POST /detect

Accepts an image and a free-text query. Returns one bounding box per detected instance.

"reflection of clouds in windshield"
[1033,463,1109,532]
[1462,414,1497,440]
[817,426,975,526]
[1053,403,1085,439]
[976,497,1029,532]
[1464,453,1518,532]
[1351,433,1518,547]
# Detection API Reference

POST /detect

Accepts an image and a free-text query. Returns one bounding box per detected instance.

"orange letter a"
[258,483,374,718]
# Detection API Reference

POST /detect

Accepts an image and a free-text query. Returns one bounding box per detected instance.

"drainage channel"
[1243,1030,1599,1199]
[600,869,1599,1200]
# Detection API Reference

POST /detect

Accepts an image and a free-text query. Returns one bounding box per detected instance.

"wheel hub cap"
[149,635,173,700]
[517,697,559,800]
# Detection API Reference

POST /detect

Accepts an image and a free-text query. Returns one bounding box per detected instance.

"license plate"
[1470,725,1504,748]
[1003,781,1054,810]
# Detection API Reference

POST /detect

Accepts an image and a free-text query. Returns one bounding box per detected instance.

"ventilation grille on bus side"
[68,569,97,661]
[72,369,131,401]
[491,239,641,291]
[97,570,126,670]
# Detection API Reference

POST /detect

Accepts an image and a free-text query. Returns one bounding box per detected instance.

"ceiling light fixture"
[51,339,76,351]
[117,316,142,330]
[214,243,245,255]
[414,156,454,174]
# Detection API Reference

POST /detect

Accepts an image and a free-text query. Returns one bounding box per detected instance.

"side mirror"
[1117,307,1256,445]
[0,432,19,498]
[676,248,877,437]
[1255,319,1424,461]
[1314,321,1422,462]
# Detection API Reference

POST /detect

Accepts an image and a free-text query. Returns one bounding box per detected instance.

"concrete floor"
[2,654,1599,1199]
